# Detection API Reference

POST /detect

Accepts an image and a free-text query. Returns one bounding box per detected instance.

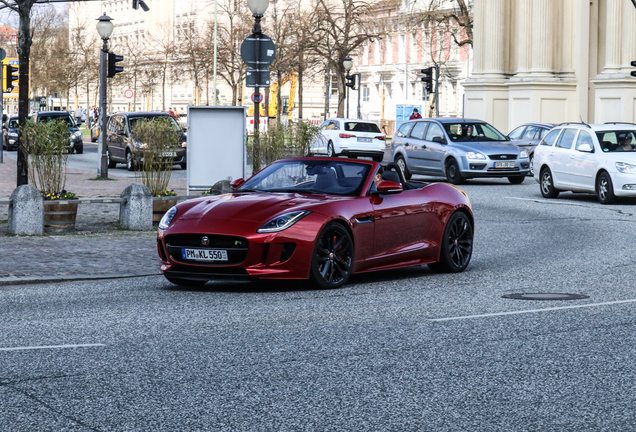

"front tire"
[528,154,534,176]
[126,150,136,171]
[540,167,559,198]
[508,176,525,184]
[395,155,412,180]
[597,171,616,204]
[165,276,207,287]
[75,144,83,154]
[107,149,117,168]
[445,158,464,185]
[428,211,473,273]
[310,222,354,289]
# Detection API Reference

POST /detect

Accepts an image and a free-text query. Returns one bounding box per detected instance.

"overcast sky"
[1,2,67,27]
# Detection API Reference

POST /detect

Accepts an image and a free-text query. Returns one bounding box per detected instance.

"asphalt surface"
[2,175,636,430]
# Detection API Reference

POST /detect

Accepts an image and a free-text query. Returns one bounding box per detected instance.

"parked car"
[507,122,555,176]
[391,118,530,184]
[2,116,19,151]
[178,113,187,129]
[90,115,110,142]
[156,157,474,288]
[105,111,186,171]
[32,111,83,154]
[534,122,636,204]
[311,118,386,162]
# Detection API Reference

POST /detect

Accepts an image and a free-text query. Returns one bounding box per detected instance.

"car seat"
[313,168,338,191]
[381,170,401,184]
[383,162,406,184]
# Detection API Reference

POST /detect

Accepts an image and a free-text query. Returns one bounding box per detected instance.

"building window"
[363,85,370,102]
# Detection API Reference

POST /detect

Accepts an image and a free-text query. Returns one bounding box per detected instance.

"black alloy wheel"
[395,155,412,180]
[428,211,473,273]
[528,154,534,176]
[508,176,525,184]
[164,276,207,287]
[540,167,559,198]
[445,158,464,185]
[310,222,354,289]
[597,171,616,204]
[126,150,136,171]
[327,141,336,157]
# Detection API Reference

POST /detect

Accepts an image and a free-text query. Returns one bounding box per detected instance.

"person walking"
[409,108,422,120]
[74,106,83,125]
[88,106,95,128]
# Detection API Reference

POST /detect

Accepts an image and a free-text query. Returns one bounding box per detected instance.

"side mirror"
[578,143,594,153]
[372,180,403,195]
[230,178,245,190]
[432,136,445,144]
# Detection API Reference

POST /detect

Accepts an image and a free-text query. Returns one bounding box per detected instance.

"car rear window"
[344,122,381,133]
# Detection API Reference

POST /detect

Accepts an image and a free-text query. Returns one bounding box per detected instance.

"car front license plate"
[159,151,177,157]
[357,137,372,143]
[182,248,228,262]
[494,161,515,168]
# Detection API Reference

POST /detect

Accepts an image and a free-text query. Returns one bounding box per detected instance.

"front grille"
[489,154,518,160]
[165,234,248,265]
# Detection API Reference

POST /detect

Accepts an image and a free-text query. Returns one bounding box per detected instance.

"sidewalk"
[0,155,187,286]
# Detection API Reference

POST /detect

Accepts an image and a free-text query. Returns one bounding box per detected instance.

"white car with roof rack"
[533,121,636,204]
[311,118,386,162]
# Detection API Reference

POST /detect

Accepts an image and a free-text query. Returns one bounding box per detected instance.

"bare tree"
[314,0,379,117]
[68,4,99,113]
[175,12,208,105]
[266,0,296,122]
[147,23,177,110]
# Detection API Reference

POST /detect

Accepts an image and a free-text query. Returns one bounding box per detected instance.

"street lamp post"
[343,56,352,118]
[247,0,269,173]
[96,14,114,179]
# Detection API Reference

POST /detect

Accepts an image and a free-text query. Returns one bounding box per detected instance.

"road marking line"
[0,343,105,352]
[430,298,636,322]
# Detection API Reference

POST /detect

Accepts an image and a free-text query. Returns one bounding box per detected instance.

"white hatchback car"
[534,122,636,204]
[311,118,386,162]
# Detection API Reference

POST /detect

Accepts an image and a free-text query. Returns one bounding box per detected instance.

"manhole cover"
[502,293,589,301]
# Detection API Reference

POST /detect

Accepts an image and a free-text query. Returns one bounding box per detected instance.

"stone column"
[530,0,555,75]
[621,2,636,72]
[481,0,506,77]
[119,183,153,230]
[8,185,43,236]
[603,0,622,73]
[515,0,532,76]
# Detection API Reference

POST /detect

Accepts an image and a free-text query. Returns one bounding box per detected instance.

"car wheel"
[310,222,354,289]
[126,151,136,171]
[91,136,97,143]
[372,154,384,162]
[428,211,473,273]
[508,176,525,184]
[395,155,412,180]
[75,144,83,154]
[180,163,187,170]
[597,171,616,204]
[528,154,534,176]
[327,141,336,157]
[540,167,559,198]
[445,158,464,185]
[107,149,117,168]
[164,276,207,287]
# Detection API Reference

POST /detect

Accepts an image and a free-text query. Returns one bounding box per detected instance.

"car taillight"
[375,135,386,141]
[339,133,356,139]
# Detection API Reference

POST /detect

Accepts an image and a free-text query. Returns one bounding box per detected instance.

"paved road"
[2,179,636,430]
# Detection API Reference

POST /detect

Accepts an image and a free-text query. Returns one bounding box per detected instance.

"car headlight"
[466,151,486,160]
[73,131,82,138]
[257,210,310,233]
[519,149,529,158]
[158,206,177,230]
[616,162,636,173]
[133,141,148,149]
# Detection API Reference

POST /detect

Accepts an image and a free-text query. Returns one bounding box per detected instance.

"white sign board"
[187,106,246,194]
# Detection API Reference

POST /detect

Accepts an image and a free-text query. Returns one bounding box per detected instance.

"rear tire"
[597,171,616,204]
[395,155,412,180]
[107,149,117,168]
[165,276,207,287]
[445,158,464,185]
[540,167,559,198]
[428,211,473,273]
[372,154,384,162]
[327,141,336,157]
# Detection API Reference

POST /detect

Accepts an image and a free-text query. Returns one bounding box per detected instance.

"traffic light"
[345,73,356,89]
[631,61,636,78]
[421,67,433,93]
[4,63,18,92]
[107,52,124,78]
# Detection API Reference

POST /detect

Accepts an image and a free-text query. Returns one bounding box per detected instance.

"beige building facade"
[464,0,636,134]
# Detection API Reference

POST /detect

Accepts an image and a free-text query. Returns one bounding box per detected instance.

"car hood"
[175,192,343,223]
[451,141,522,155]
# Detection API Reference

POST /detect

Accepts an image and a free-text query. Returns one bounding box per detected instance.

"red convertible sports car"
[157,157,474,289]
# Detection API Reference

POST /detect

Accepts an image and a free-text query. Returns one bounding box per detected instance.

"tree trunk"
[298,67,303,119]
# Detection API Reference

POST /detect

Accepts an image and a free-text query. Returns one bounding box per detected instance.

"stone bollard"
[8,185,44,235]
[119,183,153,230]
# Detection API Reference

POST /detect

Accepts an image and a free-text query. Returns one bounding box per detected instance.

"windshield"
[238,159,371,196]
[8,119,18,128]
[38,115,75,127]
[129,115,181,132]
[344,121,381,133]
[443,122,508,142]
[596,130,636,152]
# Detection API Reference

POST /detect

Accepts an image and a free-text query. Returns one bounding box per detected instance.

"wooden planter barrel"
[44,202,78,230]
[153,199,177,223]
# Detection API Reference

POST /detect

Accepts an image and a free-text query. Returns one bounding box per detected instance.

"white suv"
[534,122,636,204]
[311,118,386,162]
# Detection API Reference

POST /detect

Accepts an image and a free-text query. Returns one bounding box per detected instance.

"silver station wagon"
[391,118,530,184]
